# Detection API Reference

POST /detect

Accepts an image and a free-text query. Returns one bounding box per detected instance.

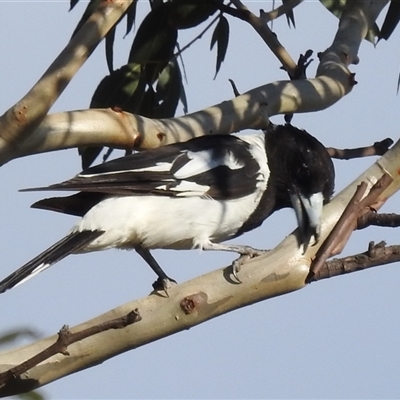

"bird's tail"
[0,230,104,293]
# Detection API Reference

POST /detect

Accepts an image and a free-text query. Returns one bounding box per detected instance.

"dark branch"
[307,174,393,283]
[213,2,250,21]
[314,241,400,281]
[260,0,303,24]
[326,138,393,159]
[283,50,313,123]
[0,310,141,388]
[228,79,241,97]
[357,211,400,229]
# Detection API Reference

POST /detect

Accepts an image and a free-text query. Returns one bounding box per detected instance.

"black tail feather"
[0,230,104,293]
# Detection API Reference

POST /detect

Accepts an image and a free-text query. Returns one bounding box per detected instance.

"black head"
[265,124,335,249]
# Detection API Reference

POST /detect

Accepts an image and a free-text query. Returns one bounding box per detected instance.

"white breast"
[72,189,263,253]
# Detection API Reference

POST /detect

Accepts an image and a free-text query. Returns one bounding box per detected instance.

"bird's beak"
[290,190,324,253]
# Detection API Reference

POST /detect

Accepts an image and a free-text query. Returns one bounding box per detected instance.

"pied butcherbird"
[0,124,334,294]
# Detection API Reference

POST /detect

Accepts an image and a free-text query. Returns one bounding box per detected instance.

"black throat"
[235,124,334,237]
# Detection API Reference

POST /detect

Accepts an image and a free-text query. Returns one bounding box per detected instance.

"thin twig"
[327,138,394,159]
[174,13,220,58]
[0,310,141,387]
[314,241,400,281]
[229,0,297,75]
[261,0,304,23]
[228,79,241,96]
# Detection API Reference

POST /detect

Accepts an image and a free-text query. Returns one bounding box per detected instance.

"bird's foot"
[152,276,178,297]
[232,247,269,282]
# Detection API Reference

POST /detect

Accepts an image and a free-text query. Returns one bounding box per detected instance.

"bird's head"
[266,124,335,252]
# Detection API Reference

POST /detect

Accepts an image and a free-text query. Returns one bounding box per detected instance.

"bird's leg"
[202,242,268,282]
[135,246,177,295]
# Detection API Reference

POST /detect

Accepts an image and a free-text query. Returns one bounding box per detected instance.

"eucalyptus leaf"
[211,15,230,78]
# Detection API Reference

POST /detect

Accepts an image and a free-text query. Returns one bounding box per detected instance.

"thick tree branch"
[0,1,397,395]
[0,0,134,164]
[0,310,141,393]
[1,135,400,396]
[0,1,389,165]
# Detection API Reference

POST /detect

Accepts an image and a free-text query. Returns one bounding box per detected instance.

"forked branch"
[307,173,393,282]
[1,137,400,396]
[0,310,141,393]
[0,0,135,163]
[314,241,400,281]
[0,1,390,165]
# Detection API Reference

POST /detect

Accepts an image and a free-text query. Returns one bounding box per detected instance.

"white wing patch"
[130,162,173,173]
[81,162,173,177]
[174,149,244,180]
[156,181,210,196]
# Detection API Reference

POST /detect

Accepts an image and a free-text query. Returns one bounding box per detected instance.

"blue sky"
[1,1,400,398]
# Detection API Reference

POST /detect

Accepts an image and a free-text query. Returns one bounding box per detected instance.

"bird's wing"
[23,135,262,200]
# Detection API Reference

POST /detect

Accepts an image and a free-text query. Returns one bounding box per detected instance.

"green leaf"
[131,60,184,119]
[379,0,400,41]
[90,63,143,111]
[81,64,144,168]
[179,75,188,114]
[125,1,138,36]
[128,3,178,84]
[105,26,116,73]
[210,15,229,78]
[19,390,45,400]
[0,328,41,347]
[154,60,184,117]
[150,0,164,8]
[167,0,223,30]
[282,0,296,28]
[69,0,80,11]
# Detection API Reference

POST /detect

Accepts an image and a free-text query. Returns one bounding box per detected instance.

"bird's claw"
[152,277,177,297]
[232,255,249,282]
[231,248,268,282]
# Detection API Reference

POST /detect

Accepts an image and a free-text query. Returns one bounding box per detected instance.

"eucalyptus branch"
[0,1,389,165]
[1,137,400,396]
[0,0,134,160]
[0,310,141,390]
[0,1,386,165]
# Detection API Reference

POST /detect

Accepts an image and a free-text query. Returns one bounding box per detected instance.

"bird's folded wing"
[22,135,263,200]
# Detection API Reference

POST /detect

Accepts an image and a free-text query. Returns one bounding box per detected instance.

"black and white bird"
[0,124,334,294]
